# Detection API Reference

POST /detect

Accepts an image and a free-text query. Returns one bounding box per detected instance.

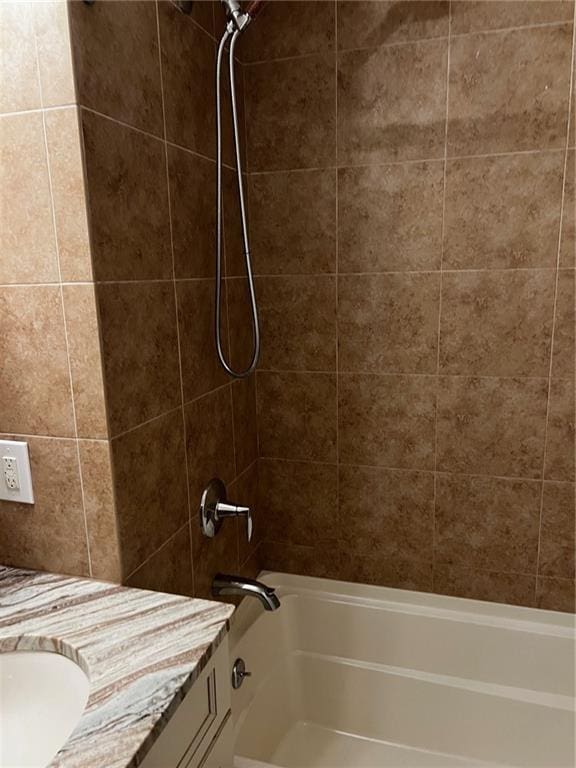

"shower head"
[221,0,266,31]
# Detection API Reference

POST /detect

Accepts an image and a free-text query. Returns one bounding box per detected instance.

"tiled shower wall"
[0,1,117,579]
[244,1,576,611]
[69,0,259,598]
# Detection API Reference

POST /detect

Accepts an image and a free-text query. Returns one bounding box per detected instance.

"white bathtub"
[229,573,575,768]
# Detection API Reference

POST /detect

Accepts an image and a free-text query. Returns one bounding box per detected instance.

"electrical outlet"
[0,441,34,504]
[3,456,20,490]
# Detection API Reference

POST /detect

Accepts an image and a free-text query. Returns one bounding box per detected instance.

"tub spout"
[212,574,280,611]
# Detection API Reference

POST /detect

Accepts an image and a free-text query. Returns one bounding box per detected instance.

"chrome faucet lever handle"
[200,478,253,542]
[215,501,253,543]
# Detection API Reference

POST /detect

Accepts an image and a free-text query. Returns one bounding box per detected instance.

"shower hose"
[215,26,260,378]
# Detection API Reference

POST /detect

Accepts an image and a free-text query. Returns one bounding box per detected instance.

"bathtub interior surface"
[230,573,575,768]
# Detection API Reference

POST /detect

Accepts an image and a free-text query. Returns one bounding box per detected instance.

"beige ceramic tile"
[338,373,437,469]
[338,39,447,164]
[544,378,575,482]
[62,284,108,439]
[126,525,194,596]
[257,371,337,462]
[539,481,575,579]
[245,53,336,171]
[0,435,89,576]
[0,2,40,113]
[0,286,75,437]
[338,161,444,273]
[443,152,565,270]
[44,107,92,282]
[552,269,575,377]
[97,282,180,436]
[436,376,548,478]
[339,464,434,559]
[78,439,121,582]
[0,113,58,285]
[337,1,449,50]
[338,273,440,374]
[259,459,338,546]
[248,169,336,276]
[257,275,337,371]
[434,564,536,608]
[81,110,172,282]
[439,270,556,376]
[69,0,163,135]
[435,473,541,572]
[34,1,76,107]
[112,409,189,576]
[448,25,573,156]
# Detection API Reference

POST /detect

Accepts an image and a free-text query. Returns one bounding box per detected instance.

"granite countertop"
[0,565,235,768]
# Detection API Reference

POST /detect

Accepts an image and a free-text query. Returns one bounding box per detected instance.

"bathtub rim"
[229,570,575,639]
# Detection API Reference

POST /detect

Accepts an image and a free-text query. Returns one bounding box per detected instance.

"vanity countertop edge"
[0,565,235,768]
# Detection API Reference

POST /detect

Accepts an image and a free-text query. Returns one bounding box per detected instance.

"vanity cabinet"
[140,638,233,768]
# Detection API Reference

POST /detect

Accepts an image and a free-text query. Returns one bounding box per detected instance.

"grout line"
[257,368,552,382]
[110,405,183,442]
[259,455,558,486]
[241,19,573,68]
[432,0,452,590]
[155,0,195,596]
[217,266,562,280]
[123,521,190,582]
[34,30,93,577]
[334,0,340,537]
[2,264,568,291]
[78,104,239,173]
[0,103,78,118]
[534,6,576,597]
[246,145,567,176]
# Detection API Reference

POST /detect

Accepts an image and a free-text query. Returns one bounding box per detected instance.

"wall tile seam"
[261,538,547,579]
[334,0,340,540]
[242,19,574,68]
[75,105,241,174]
[122,519,190,583]
[155,0,196,595]
[33,26,93,576]
[256,455,558,484]
[76,102,116,446]
[1,264,568,290]
[239,539,262,571]
[430,0,453,591]
[257,369,553,382]
[534,9,576,597]
[246,147,571,177]
[0,103,78,119]
[223,267,564,280]
[259,540,542,580]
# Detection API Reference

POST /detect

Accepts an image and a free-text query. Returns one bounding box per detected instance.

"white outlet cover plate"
[0,440,34,504]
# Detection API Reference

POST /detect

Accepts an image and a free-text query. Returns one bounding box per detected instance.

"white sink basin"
[0,650,90,768]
